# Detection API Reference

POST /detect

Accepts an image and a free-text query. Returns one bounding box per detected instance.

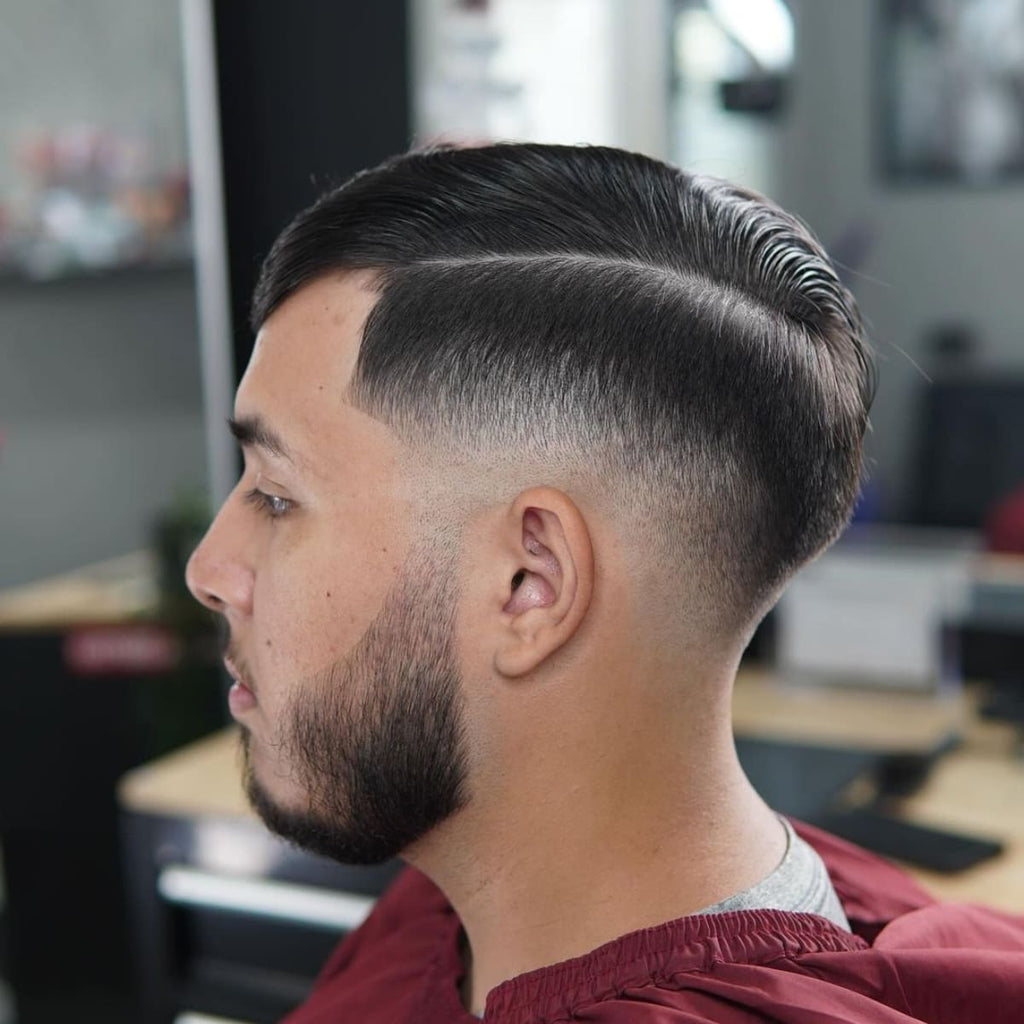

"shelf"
[0,256,194,288]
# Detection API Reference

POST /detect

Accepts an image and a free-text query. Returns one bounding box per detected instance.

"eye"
[244,487,295,519]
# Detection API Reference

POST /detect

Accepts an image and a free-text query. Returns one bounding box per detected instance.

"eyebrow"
[228,415,294,463]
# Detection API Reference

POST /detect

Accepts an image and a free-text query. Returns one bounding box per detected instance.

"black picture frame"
[877,0,1024,184]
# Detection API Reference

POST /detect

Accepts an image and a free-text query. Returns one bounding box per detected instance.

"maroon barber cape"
[283,821,1024,1023]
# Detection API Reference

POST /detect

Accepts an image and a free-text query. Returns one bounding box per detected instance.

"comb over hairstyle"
[252,144,875,631]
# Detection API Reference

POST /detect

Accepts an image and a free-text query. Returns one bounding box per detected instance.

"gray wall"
[775,1,1024,519]
[0,0,204,590]
[0,268,206,587]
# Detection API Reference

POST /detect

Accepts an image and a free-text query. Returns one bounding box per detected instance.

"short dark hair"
[252,144,874,630]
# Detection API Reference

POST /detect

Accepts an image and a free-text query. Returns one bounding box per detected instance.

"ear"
[493,487,594,679]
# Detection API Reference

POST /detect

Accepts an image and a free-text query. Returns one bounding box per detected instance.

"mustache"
[222,635,258,694]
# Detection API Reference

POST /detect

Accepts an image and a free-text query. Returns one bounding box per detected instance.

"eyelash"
[244,487,294,519]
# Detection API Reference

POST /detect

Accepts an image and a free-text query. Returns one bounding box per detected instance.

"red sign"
[64,626,180,676]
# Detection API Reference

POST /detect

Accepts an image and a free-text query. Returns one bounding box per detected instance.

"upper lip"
[223,656,253,693]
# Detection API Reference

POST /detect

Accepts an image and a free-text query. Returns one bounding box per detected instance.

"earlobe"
[494,494,593,679]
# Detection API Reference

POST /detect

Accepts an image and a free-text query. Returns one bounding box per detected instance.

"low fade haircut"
[251,144,875,635]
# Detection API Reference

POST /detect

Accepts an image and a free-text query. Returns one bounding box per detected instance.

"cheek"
[251,543,392,681]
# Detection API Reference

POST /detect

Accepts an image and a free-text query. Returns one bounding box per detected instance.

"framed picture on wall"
[878,0,1024,183]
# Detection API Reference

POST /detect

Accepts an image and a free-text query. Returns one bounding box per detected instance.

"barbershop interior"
[2,1,1024,1022]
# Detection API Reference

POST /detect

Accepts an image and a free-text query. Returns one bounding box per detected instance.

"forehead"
[243,272,379,400]
[234,272,386,472]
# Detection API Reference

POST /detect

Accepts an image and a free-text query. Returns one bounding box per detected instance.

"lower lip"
[228,680,257,715]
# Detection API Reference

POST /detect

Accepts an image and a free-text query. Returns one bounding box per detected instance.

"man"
[186,144,1024,1022]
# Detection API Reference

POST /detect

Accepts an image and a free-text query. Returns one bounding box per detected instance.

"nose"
[185,500,255,616]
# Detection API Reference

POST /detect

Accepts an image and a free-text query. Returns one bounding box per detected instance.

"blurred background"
[1,1,1023,1022]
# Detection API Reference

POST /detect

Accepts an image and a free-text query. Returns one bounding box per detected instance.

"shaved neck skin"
[404,559,785,1017]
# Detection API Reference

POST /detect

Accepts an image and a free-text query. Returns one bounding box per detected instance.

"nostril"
[186,566,221,612]
[185,549,219,611]
[184,534,254,617]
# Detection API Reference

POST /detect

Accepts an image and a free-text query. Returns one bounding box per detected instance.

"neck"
[407,672,785,1017]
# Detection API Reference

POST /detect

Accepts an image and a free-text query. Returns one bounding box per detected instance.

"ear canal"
[511,570,526,592]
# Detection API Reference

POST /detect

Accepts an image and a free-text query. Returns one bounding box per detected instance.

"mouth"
[224,655,258,716]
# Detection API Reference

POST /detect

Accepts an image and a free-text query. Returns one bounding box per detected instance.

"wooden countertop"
[731,669,967,752]
[0,551,159,630]
[888,721,1024,906]
[120,725,250,820]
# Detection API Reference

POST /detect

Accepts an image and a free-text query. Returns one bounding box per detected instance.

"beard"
[241,548,470,865]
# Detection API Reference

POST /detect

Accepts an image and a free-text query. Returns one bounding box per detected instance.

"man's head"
[186,143,873,865]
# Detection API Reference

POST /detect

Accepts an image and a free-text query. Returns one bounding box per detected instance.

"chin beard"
[243,746,401,865]
[239,549,469,866]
